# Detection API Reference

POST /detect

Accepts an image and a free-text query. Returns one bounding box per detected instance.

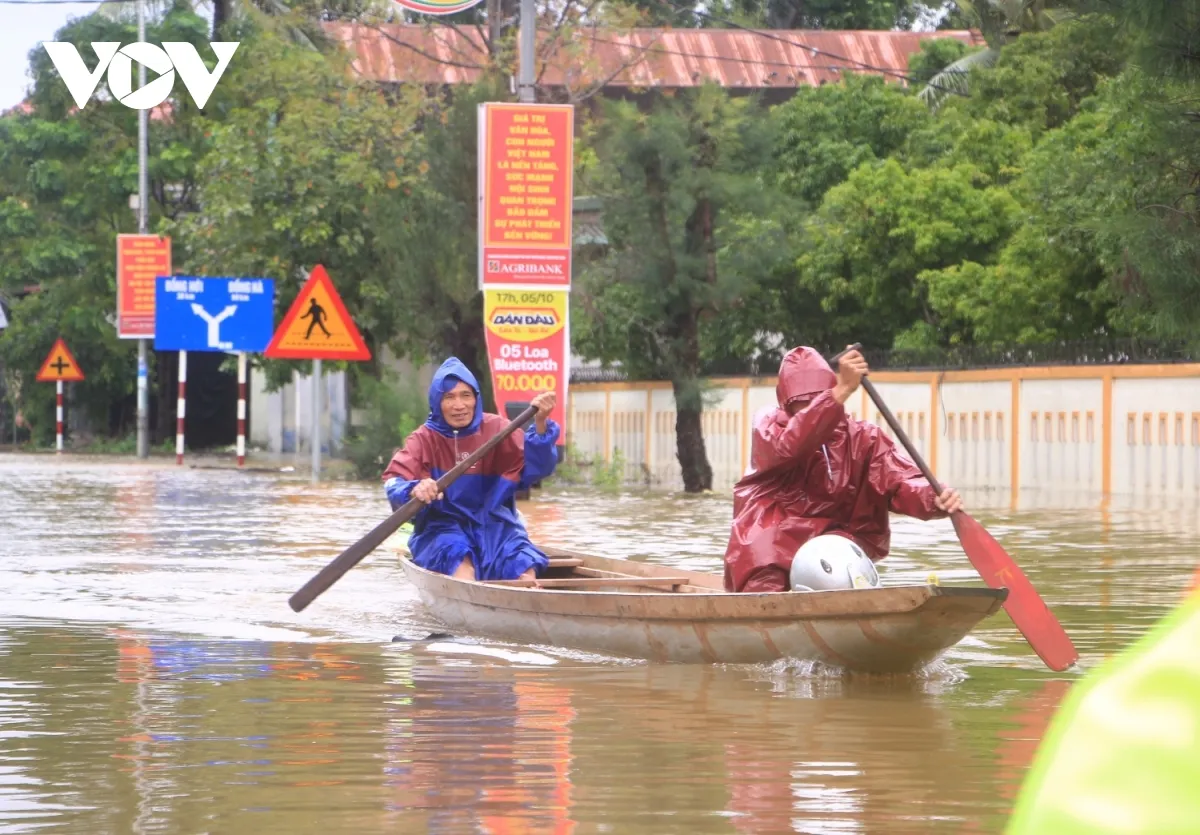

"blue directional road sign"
[154,277,276,352]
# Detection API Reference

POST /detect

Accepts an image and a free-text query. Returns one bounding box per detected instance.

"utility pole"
[518,0,535,103]
[135,0,150,458]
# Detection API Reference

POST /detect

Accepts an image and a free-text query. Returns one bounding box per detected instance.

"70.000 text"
[495,373,556,392]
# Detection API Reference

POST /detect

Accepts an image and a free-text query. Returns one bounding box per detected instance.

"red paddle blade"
[951,512,1079,672]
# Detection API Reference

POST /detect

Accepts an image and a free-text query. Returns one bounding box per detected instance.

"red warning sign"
[264,265,371,361]
[36,339,85,382]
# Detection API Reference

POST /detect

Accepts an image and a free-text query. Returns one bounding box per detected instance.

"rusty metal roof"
[325,23,983,91]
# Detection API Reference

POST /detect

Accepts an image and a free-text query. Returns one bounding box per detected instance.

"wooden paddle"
[834,344,1079,672]
[288,404,538,613]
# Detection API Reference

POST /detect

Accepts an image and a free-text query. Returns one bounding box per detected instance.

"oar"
[834,344,1079,672]
[288,404,538,613]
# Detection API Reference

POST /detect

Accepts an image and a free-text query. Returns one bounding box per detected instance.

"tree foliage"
[0,3,217,443]
[171,20,426,389]
[573,85,788,490]
[799,159,1022,349]
[1054,0,1200,342]
[366,80,510,405]
[774,73,931,207]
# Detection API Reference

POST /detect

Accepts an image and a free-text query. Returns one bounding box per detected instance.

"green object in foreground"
[1006,595,1200,834]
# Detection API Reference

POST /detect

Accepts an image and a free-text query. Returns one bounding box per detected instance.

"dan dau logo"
[42,41,239,110]
[488,306,562,341]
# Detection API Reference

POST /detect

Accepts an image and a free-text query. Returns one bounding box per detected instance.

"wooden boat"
[392,542,1009,674]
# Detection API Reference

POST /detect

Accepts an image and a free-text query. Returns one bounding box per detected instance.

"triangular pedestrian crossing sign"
[36,338,86,382]
[264,265,371,360]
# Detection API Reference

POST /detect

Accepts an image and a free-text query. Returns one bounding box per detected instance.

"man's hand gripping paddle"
[834,344,1078,672]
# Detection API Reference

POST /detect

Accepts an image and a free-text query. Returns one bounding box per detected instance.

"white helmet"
[789,535,881,592]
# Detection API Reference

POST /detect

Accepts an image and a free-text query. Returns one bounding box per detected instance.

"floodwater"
[0,456,1196,834]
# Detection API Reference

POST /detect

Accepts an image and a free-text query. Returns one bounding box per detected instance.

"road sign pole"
[311,359,321,483]
[137,341,149,457]
[261,265,369,477]
[176,350,187,466]
[135,0,150,460]
[153,276,274,468]
[37,341,85,450]
[237,352,247,467]
[293,369,301,466]
[56,380,63,453]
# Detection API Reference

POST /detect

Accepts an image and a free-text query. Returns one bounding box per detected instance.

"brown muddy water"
[0,455,1196,834]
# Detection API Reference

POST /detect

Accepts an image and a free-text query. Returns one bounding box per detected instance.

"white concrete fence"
[568,364,1200,505]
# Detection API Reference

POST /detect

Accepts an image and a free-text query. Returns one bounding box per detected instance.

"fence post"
[929,373,939,479]
[1010,377,1021,510]
[644,387,653,482]
[740,381,750,476]
[1102,371,1113,498]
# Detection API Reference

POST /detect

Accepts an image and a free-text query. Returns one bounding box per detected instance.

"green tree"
[1079,0,1200,81]
[907,36,977,87]
[0,3,219,444]
[955,15,1125,137]
[901,107,1033,187]
[366,80,508,406]
[757,72,933,353]
[1055,0,1200,341]
[915,72,1148,344]
[773,73,931,207]
[573,85,784,492]
[920,0,1074,107]
[795,159,1022,349]
[172,21,426,390]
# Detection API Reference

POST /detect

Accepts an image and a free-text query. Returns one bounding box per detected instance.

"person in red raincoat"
[723,345,964,593]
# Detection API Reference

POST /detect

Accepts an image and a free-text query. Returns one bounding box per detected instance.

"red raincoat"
[723,347,946,593]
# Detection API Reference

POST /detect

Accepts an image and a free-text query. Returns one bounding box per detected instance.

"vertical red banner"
[482,288,569,438]
[117,234,171,339]
[478,103,574,289]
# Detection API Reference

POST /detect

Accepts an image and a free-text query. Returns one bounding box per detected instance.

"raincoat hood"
[776,347,837,407]
[425,357,483,437]
[724,371,945,593]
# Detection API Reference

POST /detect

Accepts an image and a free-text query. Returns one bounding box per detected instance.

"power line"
[326,11,914,86]
[698,13,917,82]
[651,0,970,97]
[699,11,969,96]
[4,0,968,97]
[584,33,864,76]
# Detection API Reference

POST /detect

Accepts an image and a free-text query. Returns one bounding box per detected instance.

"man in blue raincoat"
[381,357,560,582]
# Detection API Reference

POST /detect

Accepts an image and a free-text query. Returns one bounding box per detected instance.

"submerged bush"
[345,374,427,481]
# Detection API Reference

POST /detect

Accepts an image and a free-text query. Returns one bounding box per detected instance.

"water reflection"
[992,679,1073,808]
[1,627,402,833]
[1,455,1198,833]
[0,624,1155,834]
[382,651,576,834]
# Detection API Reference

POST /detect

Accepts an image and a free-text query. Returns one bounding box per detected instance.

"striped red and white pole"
[236,352,247,467]
[176,350,187,466]
[55,380,63,453]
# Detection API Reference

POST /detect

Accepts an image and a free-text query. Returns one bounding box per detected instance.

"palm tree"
[919,0,1070,109]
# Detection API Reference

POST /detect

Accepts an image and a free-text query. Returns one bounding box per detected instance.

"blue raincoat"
[381,358,560,581]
